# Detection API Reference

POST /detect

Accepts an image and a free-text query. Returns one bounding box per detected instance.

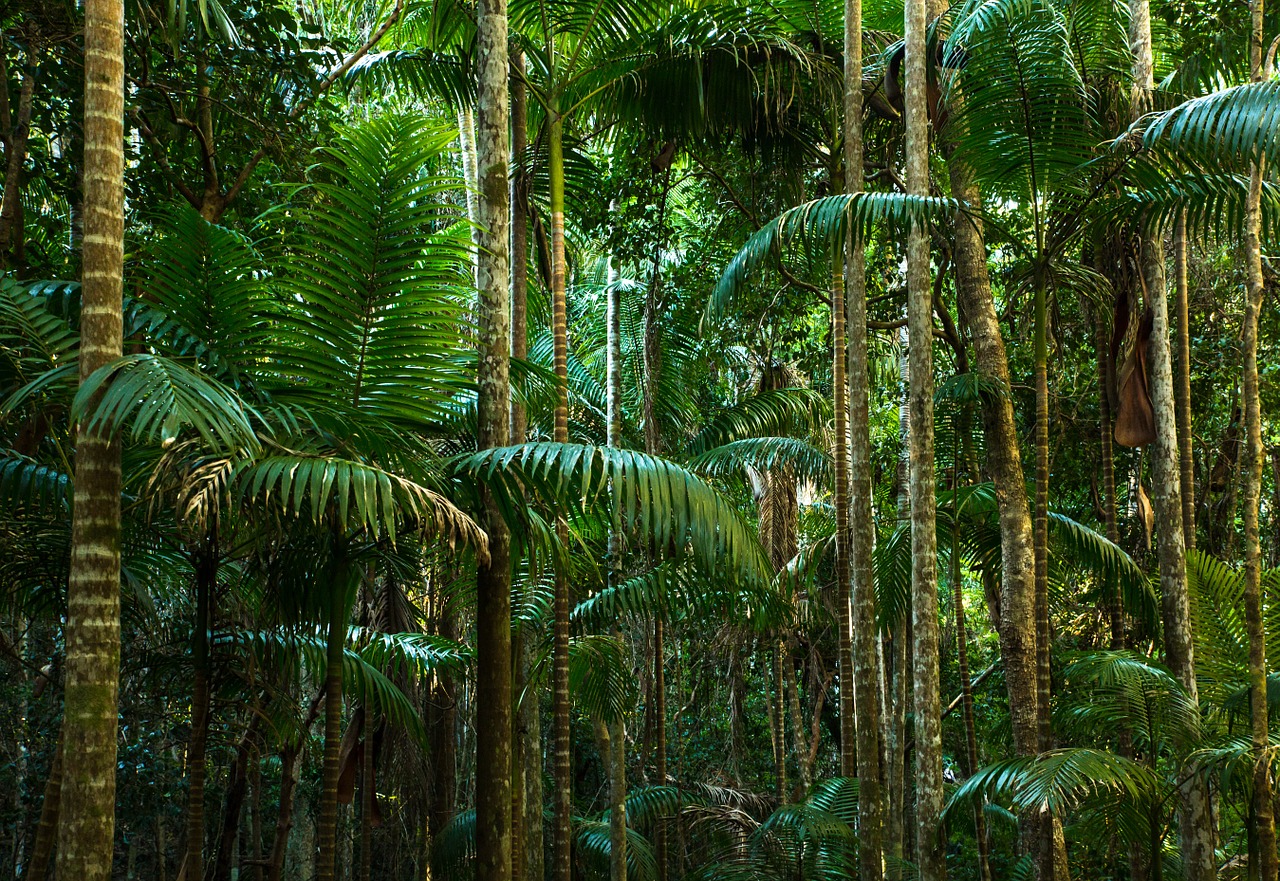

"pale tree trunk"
[475,1,513,880]
[604,247,628,881]
[757,368,796,800]
[642,171,669,881]
[57,0,125,878]
[831,235,856,783]
[549,111,574,881]
[934,15,1041,777]
[1174,212,1196,550]
[0,45,35,269]
[904,0,944,874]
[509,50,543,881]
[1128,4,1214,873]
[843,0,884,874]
[1242,0,1277,871]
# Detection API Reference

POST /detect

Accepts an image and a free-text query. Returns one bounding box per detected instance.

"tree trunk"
[213,713,260,881]
[23,733,62,881]
[641,175,669,880]
[0,47,35,269]
[844,0,884,873]
[265,744,301,881]
[1032,268,1051,758]
[1174,212,1196,550]
[476,4,513,881]
[1128,5,1214,872]
[770,643,788,798]
[511,49,529,445]
[359,709,373,881]
[1242,0,1277,869]
[186,545,215,881]
[317,558,352,881]
[57,0,125,877]
[831,237,856,783]
[904,0,944,874]
[549,109,574,881]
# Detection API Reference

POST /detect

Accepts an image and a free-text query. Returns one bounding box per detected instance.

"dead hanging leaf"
[1115,308,1156,448]
[1136,482,1154,551]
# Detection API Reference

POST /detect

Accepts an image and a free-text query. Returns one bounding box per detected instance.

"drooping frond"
[687,389,829,456]
[945,748,1161,818]
[710,193,956,316]
[235,452,487,554]
[456,443,770,587]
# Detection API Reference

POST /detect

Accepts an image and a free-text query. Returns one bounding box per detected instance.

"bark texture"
[904,0,944,875]
[844,0,884,873]
[475,2,513,880]
[549,112,574,881]
[57,1,125,878]
[1242,0,1277,868]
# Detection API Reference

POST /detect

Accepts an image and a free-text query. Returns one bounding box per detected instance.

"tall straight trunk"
[904,0,944,874]
[317,558,352,881]
[1093,300,1126,646]
[1032,269,1051,756]
[0,48,35,268]
[549,110,574,881]
[23,734,62,881]
[511,51,529,444]
[884,627,908,865]
[265,744,301,881]
[359,708,373,881]
[942,97,1040,772]
[57,0,125,878]
[1242,0,1277,870]
[1128,6,1213,872]
[186,545,215,881]
[475,4,513,881]
[844,0,884,872]
[603,242,628,881]
[641,175,669,881]
[509,51,541,881]
[831,242,856,782]
[770,644,787,798]
[951,476,990,881]
[1174,212,1196,550]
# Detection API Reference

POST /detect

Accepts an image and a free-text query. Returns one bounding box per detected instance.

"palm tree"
[842,0,883,873]
[1240,0,1277,868]
[56,0,125,878]
[902,0,943,873]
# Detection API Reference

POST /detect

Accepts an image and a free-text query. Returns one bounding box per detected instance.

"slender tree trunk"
[1093,297,1126,647]
[549,110,574,881]
[1128,5,1214,872]
[359,708,373,881]
[213,713,260,881]
[770,643,787,798]
[603,238,628,881]
[1242,0,1277,869]
[511,50,529,445]
[1174,212,1196,550]
[831,239,856,782]
[904,0,944,874]
[951,479,990,881]
[0,47,35,269]
[844,0,884,872]
[1032,269,1052,758]
[186,545,215,881]
[23,734,62,881]
[641,174,669,881]
[57,0,125,877]
[317,558,352,881]
[476,3,513,880]
[265,745,301,881]
[944,109,1040,771]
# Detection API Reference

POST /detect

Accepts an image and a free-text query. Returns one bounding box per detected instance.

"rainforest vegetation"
[3,0,1280,878]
